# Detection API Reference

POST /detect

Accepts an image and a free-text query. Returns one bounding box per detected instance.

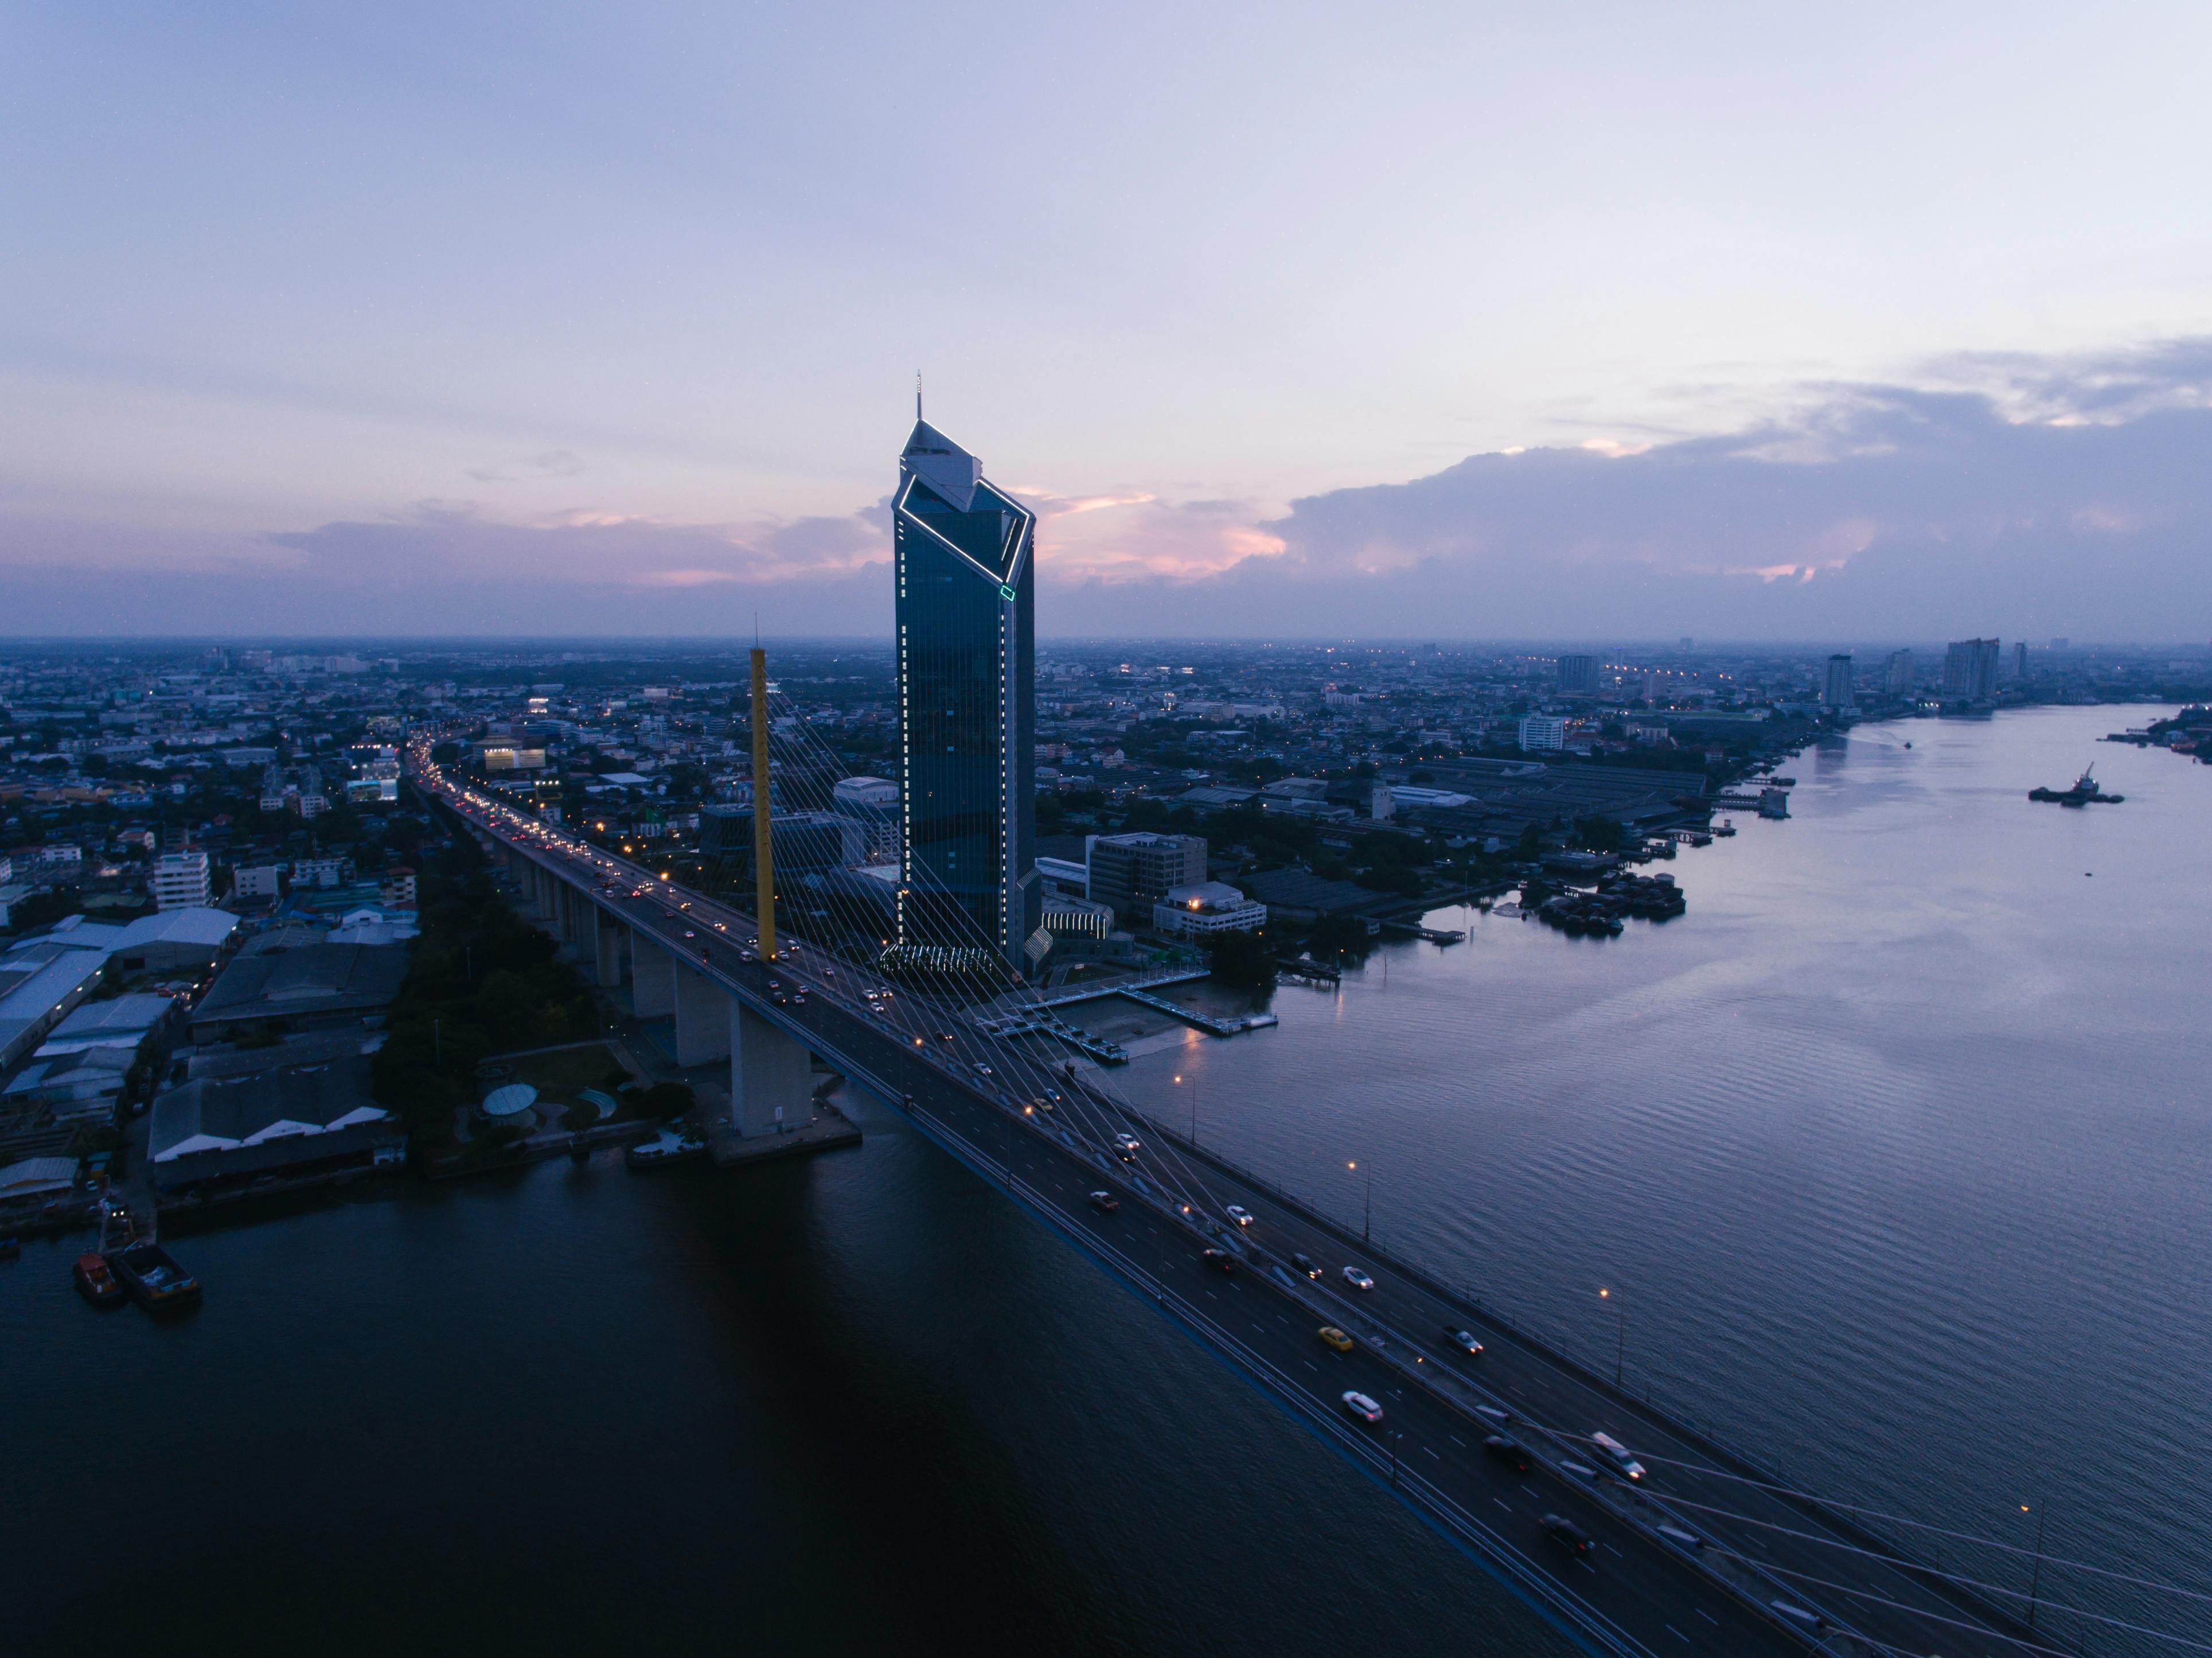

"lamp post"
[1349,1160,1371,1243]
[1600,1286,1625,1386]
[1176,1072,1199,1145]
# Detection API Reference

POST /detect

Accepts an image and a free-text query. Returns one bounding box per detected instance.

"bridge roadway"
[423,763,2047,1658]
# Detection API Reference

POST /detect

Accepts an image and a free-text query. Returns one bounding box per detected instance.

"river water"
[7,707,2206,1656]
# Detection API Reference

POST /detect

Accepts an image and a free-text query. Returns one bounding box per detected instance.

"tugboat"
[73,1252,128,1306]
[2030,766,2124,806]
[108,1241,202,1309]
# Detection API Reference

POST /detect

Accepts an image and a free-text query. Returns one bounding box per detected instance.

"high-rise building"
[1943,638,2001,700]
[1086,832,1208,922]
[1557,654,1599,693]
[894,413,1040,973]
[1823,653,1856,712]
[1886,649,1914,692]
[152,850,210,911]
[2012,641,2029,680]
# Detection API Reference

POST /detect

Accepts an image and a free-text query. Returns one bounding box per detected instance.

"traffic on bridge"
[411,733,2057,1658]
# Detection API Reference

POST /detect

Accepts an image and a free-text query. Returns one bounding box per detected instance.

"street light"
[1175,1072,1199,1144]
[1599,1286,1625,1386]
[1349,1160,1371,1243]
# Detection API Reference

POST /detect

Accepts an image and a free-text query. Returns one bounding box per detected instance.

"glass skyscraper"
[893,415,1040,975]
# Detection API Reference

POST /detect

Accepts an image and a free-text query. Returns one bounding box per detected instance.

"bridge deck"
[416,747,2058,1658]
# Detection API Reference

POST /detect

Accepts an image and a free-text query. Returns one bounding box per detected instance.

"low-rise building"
[148,1055,402,1194]
[0,942,111,1069]
[1041,891,1117,938]
[1086,832,1208,921]
[232,864,284,900]
[1150,881,1267,939]
[189,939,410,1043]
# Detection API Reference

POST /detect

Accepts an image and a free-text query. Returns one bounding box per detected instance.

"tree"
[638,1082,696,1119]
[1205,927,1278,992]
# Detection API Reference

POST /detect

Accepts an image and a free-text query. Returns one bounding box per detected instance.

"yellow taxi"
[1317,1327,1355,1353]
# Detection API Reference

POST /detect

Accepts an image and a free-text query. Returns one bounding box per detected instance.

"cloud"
[1041,342,2212,640]
[465,450,587,483]
[8,341,2212,638]
[265,501,887,593]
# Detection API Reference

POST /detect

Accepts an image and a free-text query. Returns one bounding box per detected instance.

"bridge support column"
[729,1002,813,1137]
[630,933,675,1017]
[594,912,626,986]
[672,967,732,1067]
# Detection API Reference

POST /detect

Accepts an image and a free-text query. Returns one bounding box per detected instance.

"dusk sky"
[6,2,2211,639]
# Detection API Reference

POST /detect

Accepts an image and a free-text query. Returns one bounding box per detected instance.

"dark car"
[1442,1326,1485,1356]
[1539,1514,1593,1556]
[1292,1253,1323,1279]
[1484,1434,1532,1473]
[1201,1248,1236,1274]
[1088,1190,1120,1214]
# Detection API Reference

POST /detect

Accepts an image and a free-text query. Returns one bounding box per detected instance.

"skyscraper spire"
[916,372,923,421]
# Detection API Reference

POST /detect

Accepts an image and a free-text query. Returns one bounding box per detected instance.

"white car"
[1342,1266,1376,1291]
[1341,1391,1384,1424]
[1591,1431,1645,1481]
[1226,1205,1254,1227]
[973,1062,994,1078]
[1113,1132,1142,1154]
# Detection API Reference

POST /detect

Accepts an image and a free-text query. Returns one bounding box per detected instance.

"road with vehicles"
[415,743,2054,1658]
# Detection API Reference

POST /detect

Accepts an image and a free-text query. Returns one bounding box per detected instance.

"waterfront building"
[1944,638,2001,700]
[1041,891,1117,939]
[152,849,210,911]
[893,413,1040,973]
[1886,648,1914,692]
[1151,880,1267,940]
[1823,653,1856,712]
[1556,654,1599,694]
[2013,641,2029,680]
[1087,831,1208,922]
[1518,715,1568,752]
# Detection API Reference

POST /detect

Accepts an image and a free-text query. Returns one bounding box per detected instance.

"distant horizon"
[0,633,2204,652]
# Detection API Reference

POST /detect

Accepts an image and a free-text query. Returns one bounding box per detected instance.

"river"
[6,705,2205,1656]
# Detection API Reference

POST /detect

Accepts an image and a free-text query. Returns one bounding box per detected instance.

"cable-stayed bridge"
[409,728,2082,1658]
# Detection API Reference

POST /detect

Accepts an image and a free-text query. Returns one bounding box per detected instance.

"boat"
[2029,766,2124,806]
[73,1252,128,1306]
[108,1242,202,1309]
[625,1129,705,1170]
[1713,819,1736,837]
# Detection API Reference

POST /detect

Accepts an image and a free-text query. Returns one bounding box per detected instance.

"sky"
[4,1,2211,640]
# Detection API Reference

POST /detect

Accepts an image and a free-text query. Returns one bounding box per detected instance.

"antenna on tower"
[916,372,923,421]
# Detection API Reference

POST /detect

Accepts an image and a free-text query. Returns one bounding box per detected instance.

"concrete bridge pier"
[553,882,582,958]
[630,931,676,1018]
[594,912,627,987]
[672,963,732,1067]
[728,1002,813,1138]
